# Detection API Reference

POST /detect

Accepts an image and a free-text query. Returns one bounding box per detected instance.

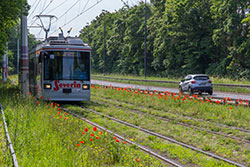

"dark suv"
[179,74,213,95]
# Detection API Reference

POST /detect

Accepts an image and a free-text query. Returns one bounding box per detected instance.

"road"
[92,80,250,101]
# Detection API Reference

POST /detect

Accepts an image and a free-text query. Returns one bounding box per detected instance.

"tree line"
[0,0,39,74]
[80,0,250,80]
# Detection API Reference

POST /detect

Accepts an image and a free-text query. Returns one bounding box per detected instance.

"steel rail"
[0,104,19,167]
[92,75,250,88]
[92,83,250,107]
[60,107,183,167]
[92,99,250,144]
[81,106,247,167]
[92,84,250,133]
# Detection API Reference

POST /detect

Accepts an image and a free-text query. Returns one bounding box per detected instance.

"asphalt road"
[92,80,250,101]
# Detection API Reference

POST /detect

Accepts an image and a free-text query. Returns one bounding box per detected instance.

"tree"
[210,0,250,79]
[0,0,29,56]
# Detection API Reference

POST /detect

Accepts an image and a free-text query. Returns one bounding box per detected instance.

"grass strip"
[66,105,236,167]
[92,94,250,141]
[92,75,250,94]
[0,115,12,166]
[81,99,250,166]
[91,85,250,129]
[0,80,166,167]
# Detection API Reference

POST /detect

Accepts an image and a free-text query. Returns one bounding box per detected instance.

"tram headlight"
[82,84,89,90]
[44,84,52,89]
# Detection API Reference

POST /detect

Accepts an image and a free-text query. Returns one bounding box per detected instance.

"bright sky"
[27,0,141,40]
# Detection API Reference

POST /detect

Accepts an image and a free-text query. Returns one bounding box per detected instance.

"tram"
[29,33,91,101]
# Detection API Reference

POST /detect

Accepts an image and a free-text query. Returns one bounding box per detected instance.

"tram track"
[0,104,18,167]
[91,83,250,107]
[92,94,250,134]
[73,104,247,167]
[91,98,250,144]
[60,107,183,167]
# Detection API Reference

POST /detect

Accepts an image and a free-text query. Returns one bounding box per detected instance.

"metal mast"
[20,15,29,95]
[144,0,147,78]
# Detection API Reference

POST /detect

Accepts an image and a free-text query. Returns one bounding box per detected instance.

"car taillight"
[191,81,196,84]
[208,80,212,83]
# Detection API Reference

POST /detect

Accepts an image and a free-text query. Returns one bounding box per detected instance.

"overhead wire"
[44,0,69,14]
[30,0,39,9]
[81,0,90,13]
[50,0,103,35]
[41,0,48,13]
[51,0,82,25]
[28,0,42,20]
[39,0,55,15]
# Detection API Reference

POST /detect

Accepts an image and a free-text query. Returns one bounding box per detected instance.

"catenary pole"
[102,10,107,75]
[144,0,147,78]
[2,42,8,82]
[20,16,29,96]
[17,39,19,74]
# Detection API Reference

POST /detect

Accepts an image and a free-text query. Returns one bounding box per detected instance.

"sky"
[27,0,141,40]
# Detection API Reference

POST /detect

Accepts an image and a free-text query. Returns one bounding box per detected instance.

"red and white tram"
[29,34,91,101]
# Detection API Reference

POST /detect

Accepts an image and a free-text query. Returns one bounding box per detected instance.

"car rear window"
[193,76,209,80]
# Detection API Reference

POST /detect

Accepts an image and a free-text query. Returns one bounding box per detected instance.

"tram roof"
[35,34,91,51]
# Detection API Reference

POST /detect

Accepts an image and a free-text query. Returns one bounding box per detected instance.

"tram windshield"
[44,51,90,80]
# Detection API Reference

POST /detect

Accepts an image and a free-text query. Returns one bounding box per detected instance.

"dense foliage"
[0,0,29,55]
[80,0,250,79]
[0,0,29,74]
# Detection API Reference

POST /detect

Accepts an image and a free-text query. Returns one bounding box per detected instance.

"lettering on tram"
[29,33,91,101]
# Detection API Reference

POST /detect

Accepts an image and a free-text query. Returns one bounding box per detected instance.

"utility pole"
[17,39,19,74]
[2,42,8,82]
[86,22,90,44]
[20,15,29,96]
[144,0,147,79]
[102,10,107,75]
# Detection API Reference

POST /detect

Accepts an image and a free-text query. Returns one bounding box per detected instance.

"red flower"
[96,136,99,139]
[90,138,93,141]
[113,137,117,139]
[123,141,126,144]
[64,117,67,120]
[93,127,97,131]
[80,141,84,144]
[90,134,94,136]
[37,101,39,105]
[116,139,119,143]
[77,144,80,147]
[82,132,85,134]
[135,159,139,162]
[85,128,88,132]
[99,131,103,135]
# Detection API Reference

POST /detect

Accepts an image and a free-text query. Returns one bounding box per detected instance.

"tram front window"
[44,51,90,80]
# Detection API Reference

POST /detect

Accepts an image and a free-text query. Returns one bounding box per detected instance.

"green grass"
[0,80,166,167]
[91,95,250,140]
[0,116,12,167]
[92,85,250,129]
[65,105,235,167]
[85,85,250,166]
[92,73,250,94]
